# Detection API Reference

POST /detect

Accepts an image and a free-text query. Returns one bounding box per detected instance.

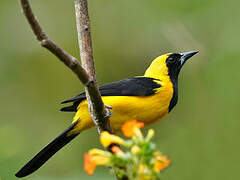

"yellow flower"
[89,148,110,156]
[121,120,144,138]
[131,145,140,155]
[100,131,125,148]
[138,164,155,180]
[138,164,148,174]
[92,155,110,166]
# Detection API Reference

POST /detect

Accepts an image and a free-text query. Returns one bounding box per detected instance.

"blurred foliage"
[0,0,239,180]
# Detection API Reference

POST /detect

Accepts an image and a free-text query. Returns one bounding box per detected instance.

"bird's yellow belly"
[72,89,172,133]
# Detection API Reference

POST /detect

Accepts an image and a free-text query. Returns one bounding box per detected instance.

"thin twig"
[19,0,89,85]
[74,0,113,134]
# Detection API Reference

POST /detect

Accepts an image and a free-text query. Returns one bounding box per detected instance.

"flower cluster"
[84,120,170,180]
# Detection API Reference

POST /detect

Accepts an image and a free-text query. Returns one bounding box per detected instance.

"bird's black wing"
[60,77,161,112]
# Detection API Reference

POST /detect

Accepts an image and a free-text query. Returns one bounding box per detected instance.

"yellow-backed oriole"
[15,51,198,178]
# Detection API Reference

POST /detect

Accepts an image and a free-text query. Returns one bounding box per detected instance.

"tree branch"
[19,0,113,134]
[74,1,126,179]
[19,0,122,178]
[74,0,113,134]
[19,0,89,86]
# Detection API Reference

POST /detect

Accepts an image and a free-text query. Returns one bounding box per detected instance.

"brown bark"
[74,0,113,134]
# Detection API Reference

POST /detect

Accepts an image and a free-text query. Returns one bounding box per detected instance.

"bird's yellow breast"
[71,78,174,133]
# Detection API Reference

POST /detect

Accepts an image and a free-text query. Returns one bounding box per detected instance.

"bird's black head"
[166,51,198,83]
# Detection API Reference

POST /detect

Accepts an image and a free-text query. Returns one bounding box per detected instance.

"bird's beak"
[180,51,198,66]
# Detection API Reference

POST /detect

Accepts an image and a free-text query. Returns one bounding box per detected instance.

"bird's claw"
[105,104,112,109]
[104,104,113,118]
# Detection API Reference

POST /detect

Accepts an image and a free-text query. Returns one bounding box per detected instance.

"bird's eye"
[167,57,175,63]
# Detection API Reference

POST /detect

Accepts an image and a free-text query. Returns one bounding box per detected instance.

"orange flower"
[111,145,126,157]
[84,153,96,175]
[121,120,144,137]
[153,155,170,173]
[84,153,110,175]
[111,145,121,154]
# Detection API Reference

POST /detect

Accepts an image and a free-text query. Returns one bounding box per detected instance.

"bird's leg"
[104,104,113,118]
[105,104,112,109]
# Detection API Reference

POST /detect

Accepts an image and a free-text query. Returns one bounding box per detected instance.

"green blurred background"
[0,0,239,179]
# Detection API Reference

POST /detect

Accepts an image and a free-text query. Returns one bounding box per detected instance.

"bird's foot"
[104,104,113,118]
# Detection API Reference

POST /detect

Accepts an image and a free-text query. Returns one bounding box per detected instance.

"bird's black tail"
[15,121,80,178]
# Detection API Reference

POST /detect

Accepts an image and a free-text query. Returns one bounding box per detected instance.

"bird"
[15,51,198,178]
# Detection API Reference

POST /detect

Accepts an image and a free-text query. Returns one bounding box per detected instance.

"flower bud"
[145,129,155,141]
[131,145,140,155]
